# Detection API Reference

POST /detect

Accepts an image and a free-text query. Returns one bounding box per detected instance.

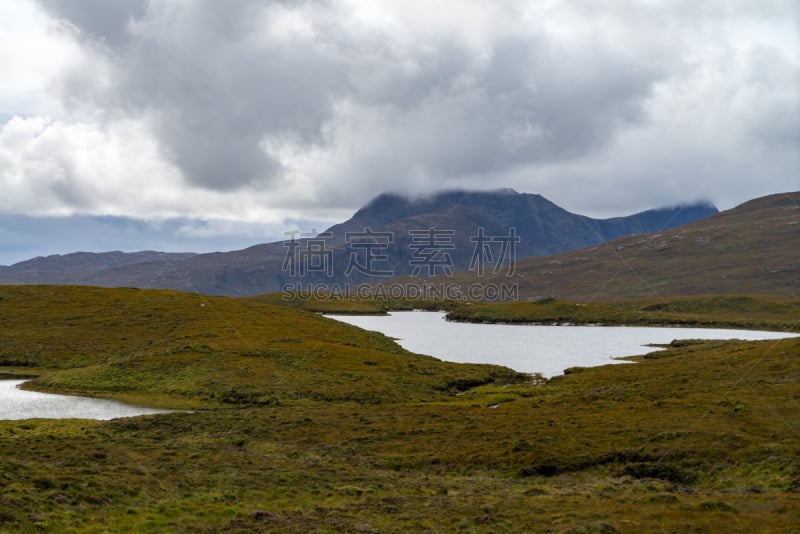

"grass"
[0,286,521,407]
[245,292,460,315]
[444,295,800,333]
[1,286,799,532]
[259,291,800,332]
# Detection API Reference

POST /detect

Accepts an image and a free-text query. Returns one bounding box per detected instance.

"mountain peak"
[363,188,520,207]
[0,187,735,295]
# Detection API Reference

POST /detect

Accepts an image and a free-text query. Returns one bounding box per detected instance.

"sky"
[0,0,798,265]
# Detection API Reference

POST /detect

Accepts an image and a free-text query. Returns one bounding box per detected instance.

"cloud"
[37,0,349,191]
[1,0,795,224]
[0,0,85,117]
[36,0,147,48]
[29,1,664,190]
[0,115,182,215]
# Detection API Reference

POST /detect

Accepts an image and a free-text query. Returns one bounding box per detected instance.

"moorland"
[1,285,798,532]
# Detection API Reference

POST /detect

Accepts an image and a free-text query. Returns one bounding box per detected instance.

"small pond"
[0,379,171,420]
[331,311,798,377]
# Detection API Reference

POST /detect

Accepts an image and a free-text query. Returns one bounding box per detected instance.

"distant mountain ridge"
[405,191,799,300]
[3,251,196,273]
[326,190,717,260]
[0,190,718,295]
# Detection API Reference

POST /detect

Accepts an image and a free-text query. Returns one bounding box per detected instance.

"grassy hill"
[260,291,800,332]
[0,286,799,531]
[446,295,800,332]
[401,191,799,301]
[0,286,520,408]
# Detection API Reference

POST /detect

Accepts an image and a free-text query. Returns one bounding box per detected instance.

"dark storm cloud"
[34,0,664,194]
[383,34,658,176]
[30,0,799,215]
[39,0,347,190]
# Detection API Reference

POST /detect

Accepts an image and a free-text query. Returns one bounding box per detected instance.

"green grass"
[444,295,800,332]
[259,292,800,332]
[245,292,460,315]
[0,286,521,407]
[1,286,799,532]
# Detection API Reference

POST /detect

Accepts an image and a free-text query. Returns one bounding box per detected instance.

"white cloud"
[0,0,794,229]
[0,0,85,118]
[0,115,178,215]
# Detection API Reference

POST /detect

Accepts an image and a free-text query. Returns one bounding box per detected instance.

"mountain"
[416,191,799,301]
[330,189,716,257]
[1,250,195,274]
[0,190,717,295]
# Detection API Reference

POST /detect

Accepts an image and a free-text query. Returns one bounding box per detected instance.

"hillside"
[0,285,798,531]
[408,191,799,301]
[0,285,518,407]
[445,295,800,332]
[0,190,716,295]
[327,189,716,258]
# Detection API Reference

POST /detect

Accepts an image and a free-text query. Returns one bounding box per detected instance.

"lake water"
[331,311,798,377]
[0,380,171,421]
[3,314,794,419]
